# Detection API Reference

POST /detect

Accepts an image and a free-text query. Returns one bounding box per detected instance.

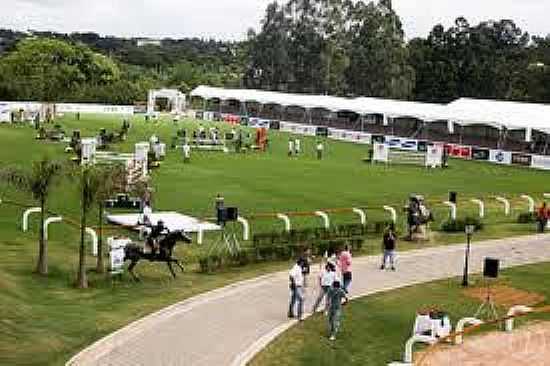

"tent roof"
[190,86,550,131]
[447,98,550,131]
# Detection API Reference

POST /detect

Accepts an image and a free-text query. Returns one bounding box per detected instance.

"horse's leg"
[167,261,177,279]
[172,259,185,273]
[128,260,140,282]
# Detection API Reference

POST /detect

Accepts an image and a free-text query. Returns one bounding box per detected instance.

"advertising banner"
[373,143,389,163]
[489,150,512,165]
[511,153,532,167]
[384,136,419,151]
[445,144,472,159]
[249,118,271,129]
[471,147,490,161]
[531,155,550,170]
[56,103,135,115]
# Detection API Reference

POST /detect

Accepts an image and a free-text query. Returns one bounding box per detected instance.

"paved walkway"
[67,235,550,366]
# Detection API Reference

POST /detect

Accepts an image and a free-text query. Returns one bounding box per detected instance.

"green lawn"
[250,263,550,366]
[1,113,549,365]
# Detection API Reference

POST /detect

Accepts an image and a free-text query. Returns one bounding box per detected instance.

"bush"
[517,212,536,224]
[440,216,483,233]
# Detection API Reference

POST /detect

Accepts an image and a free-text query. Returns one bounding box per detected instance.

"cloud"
[1,0,549,40]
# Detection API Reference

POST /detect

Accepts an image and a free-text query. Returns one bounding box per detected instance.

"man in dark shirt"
[381,225,397,271]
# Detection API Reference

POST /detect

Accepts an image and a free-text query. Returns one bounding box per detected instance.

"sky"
[1,0,549,40]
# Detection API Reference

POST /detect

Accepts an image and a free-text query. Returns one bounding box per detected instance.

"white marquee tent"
[190,85,550,135]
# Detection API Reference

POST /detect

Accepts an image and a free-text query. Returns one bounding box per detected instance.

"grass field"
[250,262,550,366]
[1,113,550,365]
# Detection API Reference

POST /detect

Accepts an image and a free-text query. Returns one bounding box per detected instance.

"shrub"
[440,216,483,233]
[517,212,536,224]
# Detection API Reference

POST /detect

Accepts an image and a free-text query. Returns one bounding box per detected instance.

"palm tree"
[77,166,102,288]
[0,158,62,275]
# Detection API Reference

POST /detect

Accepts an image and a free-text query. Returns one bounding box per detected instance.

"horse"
[406,200,434,241]
[124,230,192,281]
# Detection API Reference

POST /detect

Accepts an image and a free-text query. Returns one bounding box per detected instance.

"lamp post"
[462,225,475,287]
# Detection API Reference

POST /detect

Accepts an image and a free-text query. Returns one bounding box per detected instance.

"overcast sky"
[1,0,549,40]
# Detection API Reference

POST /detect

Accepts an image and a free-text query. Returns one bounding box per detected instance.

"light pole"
[462,224,475,287]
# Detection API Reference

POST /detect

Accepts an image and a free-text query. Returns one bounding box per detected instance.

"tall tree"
[0,158,62,275]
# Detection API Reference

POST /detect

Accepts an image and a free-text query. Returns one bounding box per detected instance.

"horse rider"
[147,220,169,255]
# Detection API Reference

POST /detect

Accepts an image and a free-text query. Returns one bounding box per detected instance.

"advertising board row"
[196,112,550,171]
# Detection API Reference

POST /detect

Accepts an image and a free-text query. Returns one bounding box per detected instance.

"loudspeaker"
[225,207,239,221]
[483,258,500,278]
[449,191,457,203]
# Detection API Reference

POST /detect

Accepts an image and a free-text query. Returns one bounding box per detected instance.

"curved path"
[67,235,550,366]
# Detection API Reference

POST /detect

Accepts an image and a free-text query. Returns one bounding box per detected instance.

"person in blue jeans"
[327,280,348,340]
[312,262,336,314]
[381,224,397,271]
[288,260,304,320]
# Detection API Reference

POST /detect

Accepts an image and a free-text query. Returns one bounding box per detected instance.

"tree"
[0,158,62,275]
[93,166,126,274]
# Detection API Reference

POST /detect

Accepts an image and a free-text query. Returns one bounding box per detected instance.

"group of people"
[287,226,399,341]
[288,245,353,340]
[288,137,326,160]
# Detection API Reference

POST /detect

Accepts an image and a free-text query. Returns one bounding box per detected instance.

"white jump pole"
[86,227,99,256]
[401,335,436,364]
[277,214,291,232]
[443,201,457,220]
[471,199,485,219]
[520,194,535,213]
[352,208,366,226]
[237,216,250,241]
[197,228,204,245]
[543,193,550,199]
[22,207,42,232]
[505,306,532,332]
[383,206,397,223]
[495,196,511,216]
[455,318,483,345]
[43,216,62,240]
[315,211,330,229]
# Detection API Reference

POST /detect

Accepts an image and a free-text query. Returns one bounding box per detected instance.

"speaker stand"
[474,280,499,322]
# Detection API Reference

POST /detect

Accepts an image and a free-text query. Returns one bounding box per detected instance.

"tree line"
[1,0,550,104]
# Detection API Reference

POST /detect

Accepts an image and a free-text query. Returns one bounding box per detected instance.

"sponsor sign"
[384,136,419,151]
[511,153,532,167]
[531,155,550,170]
[471,147,490,161]
[56,103,134,115]
[249,118,271,129]
[489,150,512,165]
[316,126,329,137]
[417,141,428,153]
[269,120,281,130]
[445,144,472,159]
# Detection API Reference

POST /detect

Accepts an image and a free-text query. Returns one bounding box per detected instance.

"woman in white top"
[312,263,336,314]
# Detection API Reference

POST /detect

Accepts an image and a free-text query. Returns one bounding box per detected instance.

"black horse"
[124,230,192,281]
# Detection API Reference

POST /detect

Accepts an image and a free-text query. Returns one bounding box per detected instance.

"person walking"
[312,263,336,314]
[294,138,301,155]
[316,141,324,160]
[381,225,397,271]
[288,260,305,320]
[339,245,353,293]
[327,280,348,341]
[537,202,548,233]
[288,138,295,157]
[298,248,312,287]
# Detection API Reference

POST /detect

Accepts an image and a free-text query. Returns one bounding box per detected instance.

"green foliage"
[440,216,484,233]
[517,212,537,224]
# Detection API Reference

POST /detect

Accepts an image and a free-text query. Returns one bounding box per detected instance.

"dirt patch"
[417,322,550,366]
[464,285,545,308]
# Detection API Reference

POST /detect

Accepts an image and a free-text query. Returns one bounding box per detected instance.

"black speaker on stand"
[449,191,457,204]
[475,257,500,321]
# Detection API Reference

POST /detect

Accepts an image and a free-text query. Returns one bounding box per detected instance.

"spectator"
[294,138,301,155]
[537,202,549,233]
[312,263,336,314]
[297,248,312,287]
[288,138,294,157]
[381,225,397,271]
[339,245,353,293]
[288,260,305,320]
[327,280,348,341]
[316,141,324,160]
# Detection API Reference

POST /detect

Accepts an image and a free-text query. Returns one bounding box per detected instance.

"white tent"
[190,86,550,136]
[447,98,550,133]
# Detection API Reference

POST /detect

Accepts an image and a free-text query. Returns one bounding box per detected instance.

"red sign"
[444,144,472,159]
